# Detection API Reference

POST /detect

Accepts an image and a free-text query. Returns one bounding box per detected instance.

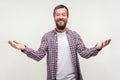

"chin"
[57,26,66,30]
[56,22,66,30]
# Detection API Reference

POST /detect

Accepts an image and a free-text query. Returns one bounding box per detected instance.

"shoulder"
[42,30,55,39]
[67,29,80,37]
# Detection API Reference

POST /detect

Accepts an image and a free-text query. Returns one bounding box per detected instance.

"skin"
[54,8,68,32]
[8,8,111,51]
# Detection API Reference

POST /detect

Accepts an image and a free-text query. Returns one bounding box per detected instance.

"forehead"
[55,8,67,13]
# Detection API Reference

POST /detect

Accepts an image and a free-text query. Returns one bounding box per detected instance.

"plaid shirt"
[23,28,100,80]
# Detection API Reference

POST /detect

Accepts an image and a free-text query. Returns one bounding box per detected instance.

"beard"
[55,19,67,30]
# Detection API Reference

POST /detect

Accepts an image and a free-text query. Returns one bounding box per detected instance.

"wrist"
[21,45,26,52]
[95,44,102,51]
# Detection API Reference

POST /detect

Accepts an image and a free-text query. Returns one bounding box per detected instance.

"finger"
[99,42,103,49]
[106,40,109,45]
[106,39,111,44]
[8,40,16,47]
[105,39,111,45]
[107,39,111,44]
[13,40,20,44]
[108,38,112,41]
[105,40,108,44]
[102,41,106,47]
[103,39,111,47]
[8,40,13,45]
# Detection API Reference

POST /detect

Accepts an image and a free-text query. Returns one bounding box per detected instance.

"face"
[54,8,68,30]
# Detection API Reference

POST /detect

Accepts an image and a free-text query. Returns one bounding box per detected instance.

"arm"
[8,35,48,61]
[75,32,111,59]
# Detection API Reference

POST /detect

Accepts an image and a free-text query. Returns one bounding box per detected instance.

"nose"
[59,14,64,19]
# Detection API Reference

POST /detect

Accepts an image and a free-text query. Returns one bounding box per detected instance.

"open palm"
[8,40,25,50]
[96,39,111,50]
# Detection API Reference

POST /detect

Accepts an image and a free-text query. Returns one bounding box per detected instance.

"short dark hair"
[53,4,69,17]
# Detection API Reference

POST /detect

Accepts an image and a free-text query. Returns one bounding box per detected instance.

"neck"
[55,27,67,33]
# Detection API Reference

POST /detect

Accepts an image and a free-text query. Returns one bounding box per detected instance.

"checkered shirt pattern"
[23,28,100,80]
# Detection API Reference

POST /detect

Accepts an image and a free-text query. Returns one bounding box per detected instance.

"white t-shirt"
[56,31,75,80]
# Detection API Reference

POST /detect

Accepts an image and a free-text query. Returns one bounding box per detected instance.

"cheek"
[54,16,68,21]
[64,17,68,21]
[54,17,59,21]
[63,16,68,19]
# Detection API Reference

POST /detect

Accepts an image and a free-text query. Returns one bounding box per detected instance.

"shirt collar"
[53,28,69,34]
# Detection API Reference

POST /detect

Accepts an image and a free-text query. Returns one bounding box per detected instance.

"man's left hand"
[96,39,111,50]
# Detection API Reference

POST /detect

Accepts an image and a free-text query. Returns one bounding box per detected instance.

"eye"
[55,13,60,16]
[62,13,67,16]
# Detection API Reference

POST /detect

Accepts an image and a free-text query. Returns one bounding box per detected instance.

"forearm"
[22,46,46,61]
[78,46,100,59]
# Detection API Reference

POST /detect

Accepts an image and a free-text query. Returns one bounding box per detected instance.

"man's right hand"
[8,40,25,50]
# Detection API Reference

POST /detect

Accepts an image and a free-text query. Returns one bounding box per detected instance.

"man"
[8,5,111,80]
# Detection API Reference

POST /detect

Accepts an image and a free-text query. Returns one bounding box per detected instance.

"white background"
[0,0,120,80]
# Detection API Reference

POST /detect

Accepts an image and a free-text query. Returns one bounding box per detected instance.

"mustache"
[57,18,65,22]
